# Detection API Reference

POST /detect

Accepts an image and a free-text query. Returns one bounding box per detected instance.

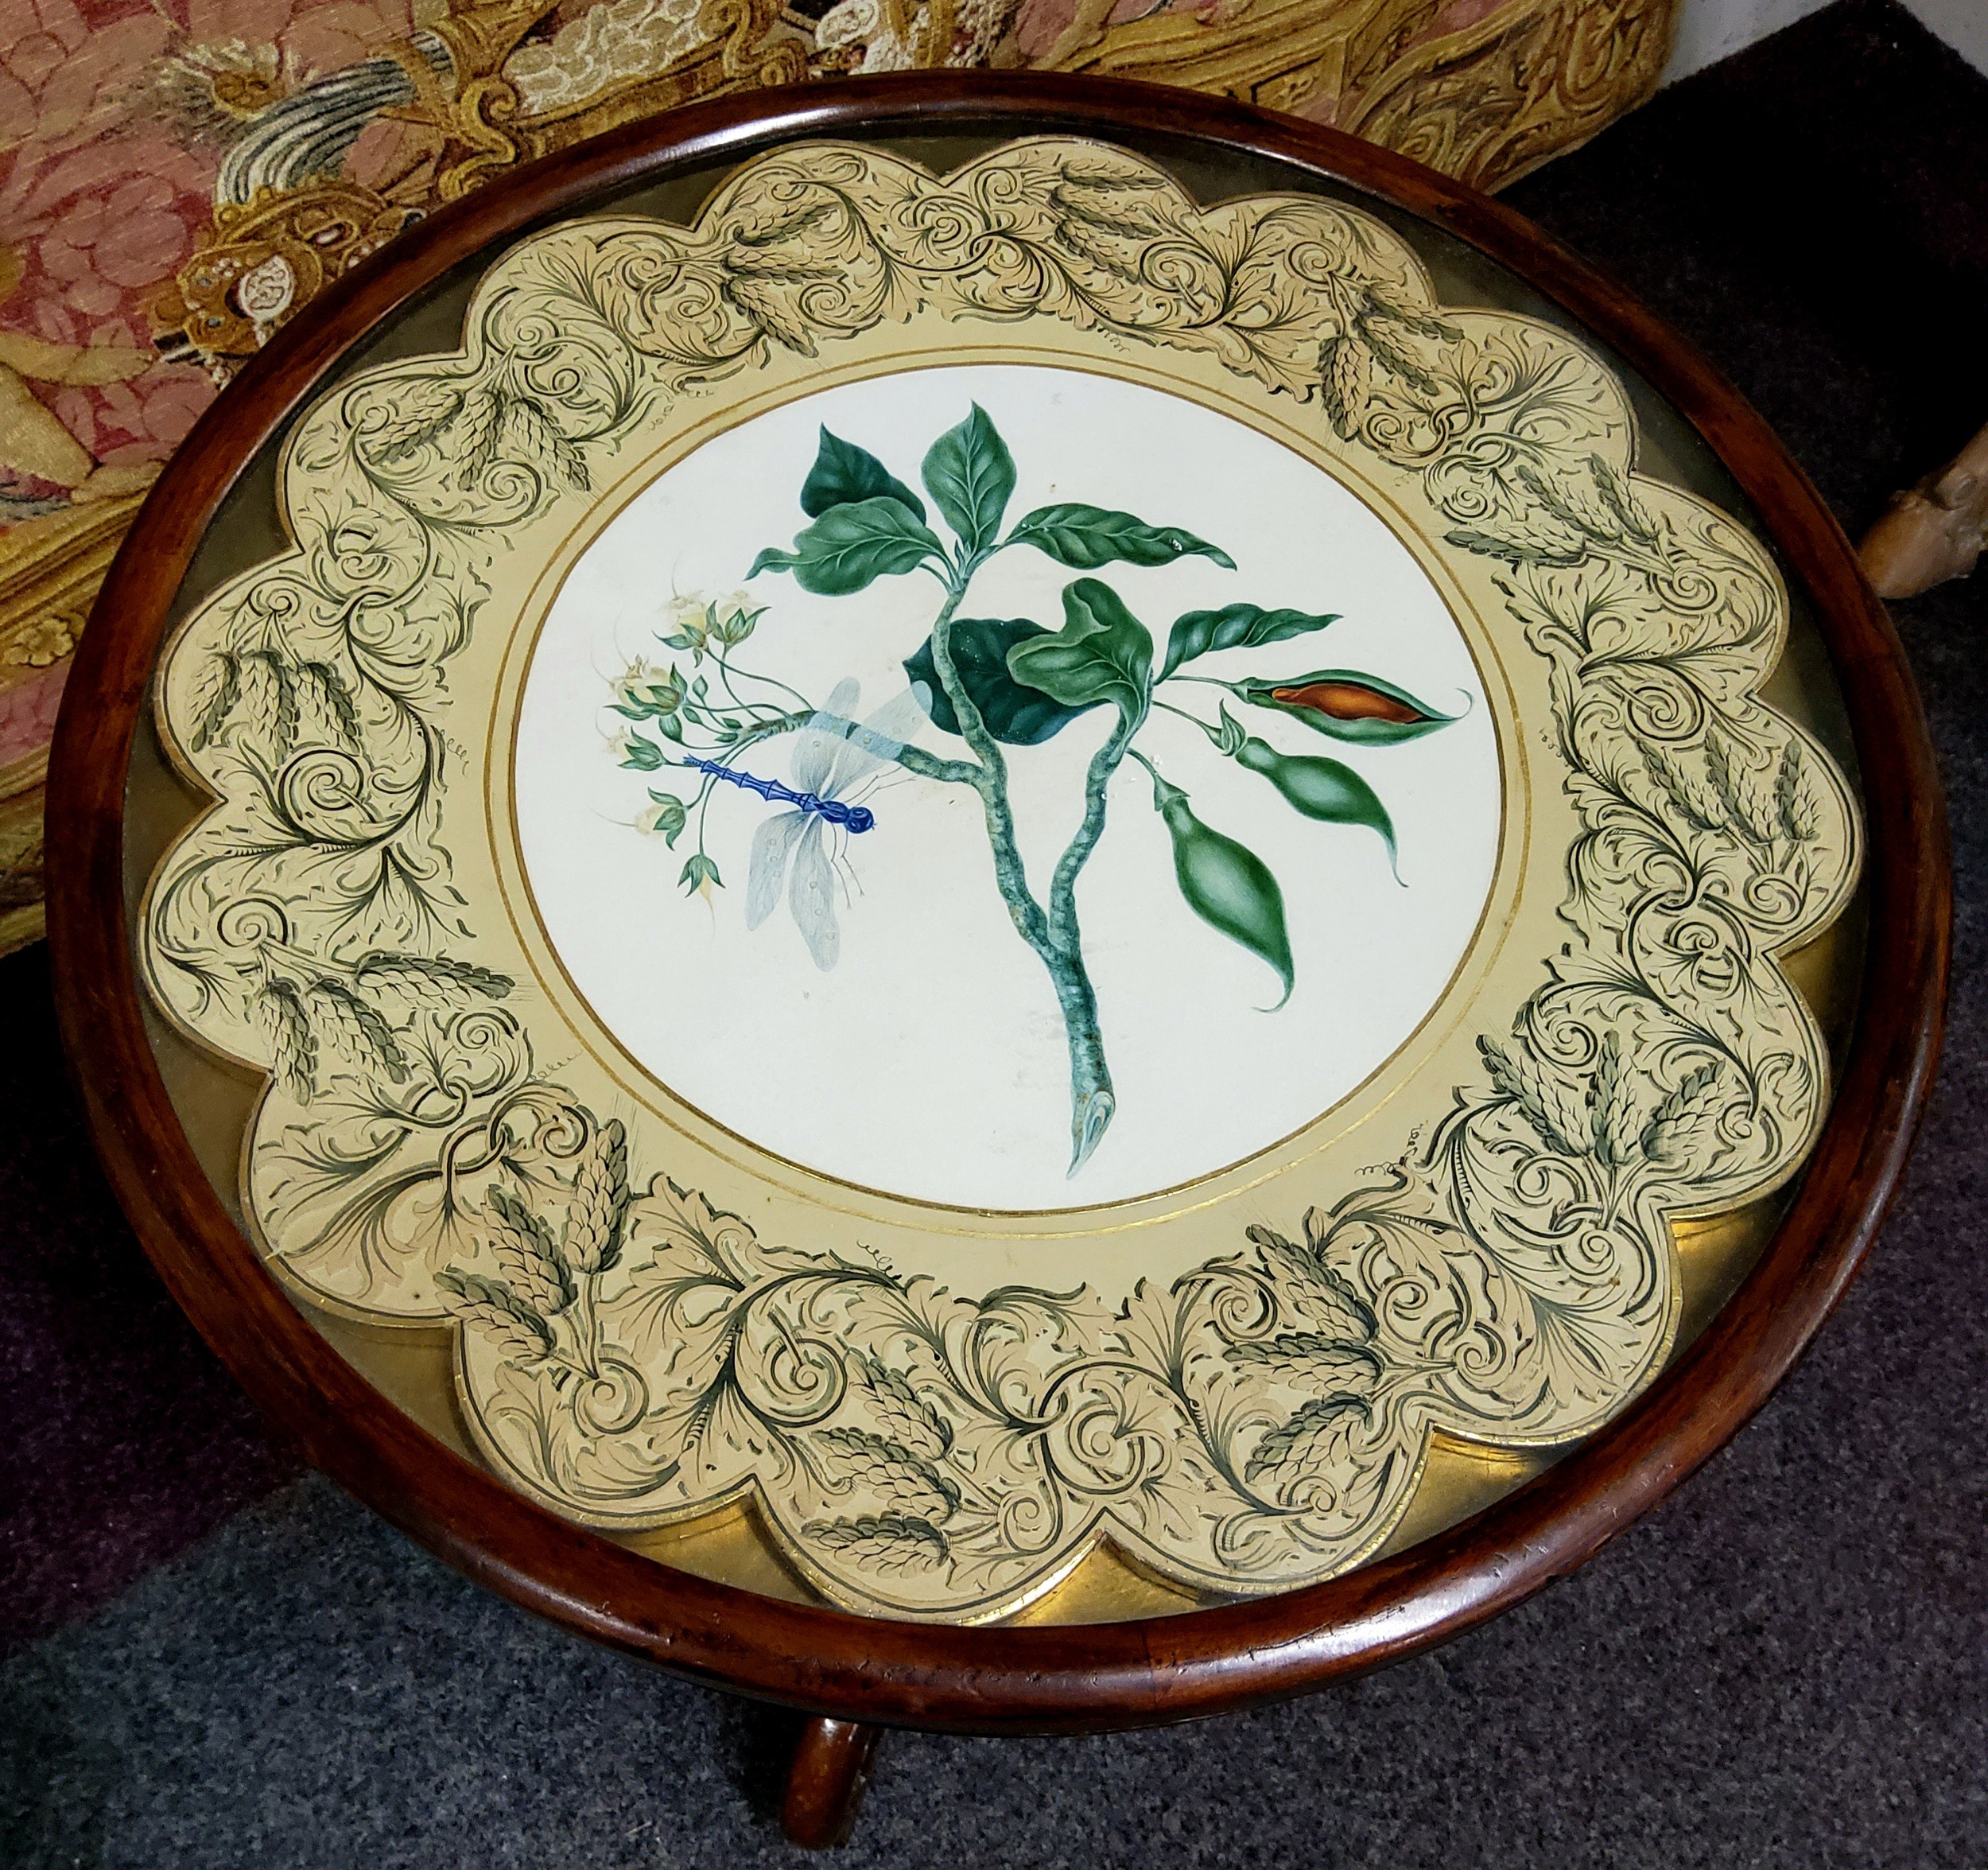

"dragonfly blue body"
[686,756,876,834]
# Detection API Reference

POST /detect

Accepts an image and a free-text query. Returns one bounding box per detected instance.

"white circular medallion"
[514,364,1501,1211]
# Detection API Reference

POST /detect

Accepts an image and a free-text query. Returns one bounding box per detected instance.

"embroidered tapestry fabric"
[0,0,1679,953]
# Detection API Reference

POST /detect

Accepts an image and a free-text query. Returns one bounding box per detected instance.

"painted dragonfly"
[722,678,928,972]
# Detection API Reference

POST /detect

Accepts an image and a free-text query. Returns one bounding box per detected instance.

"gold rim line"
[484,337,1532,1242]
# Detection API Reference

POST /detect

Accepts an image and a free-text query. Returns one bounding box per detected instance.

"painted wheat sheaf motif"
[142,138,1858,1618]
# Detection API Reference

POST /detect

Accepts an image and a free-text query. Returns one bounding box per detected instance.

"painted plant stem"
[1049,706,1143,954]
[925,567,1119,1175]
[639,405,1458,1176]
[712,596,1122,1173]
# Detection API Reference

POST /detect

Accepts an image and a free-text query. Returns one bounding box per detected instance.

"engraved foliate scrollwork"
[142,139,1857,1617]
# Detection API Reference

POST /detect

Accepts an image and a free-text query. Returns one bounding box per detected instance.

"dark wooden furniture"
[45,72,1948,1848]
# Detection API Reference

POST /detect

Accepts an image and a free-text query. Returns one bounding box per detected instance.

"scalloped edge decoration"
[139,138,1859,1619]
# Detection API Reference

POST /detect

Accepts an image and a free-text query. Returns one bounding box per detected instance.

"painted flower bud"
[612,659,683,717]
[709,593,763,647]
[660,595,712,655]
[1148,768,1294,1009]
[1235,668,1458,745]
[637,793,687,844]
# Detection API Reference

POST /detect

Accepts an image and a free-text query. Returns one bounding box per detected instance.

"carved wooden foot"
[780,1718,885,1849]
[1859,420,1988,598]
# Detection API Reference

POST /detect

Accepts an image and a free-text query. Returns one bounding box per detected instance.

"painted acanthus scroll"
[140,139,1856,1618]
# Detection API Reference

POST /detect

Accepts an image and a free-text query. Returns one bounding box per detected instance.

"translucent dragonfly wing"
[752,677,927,971]
[821,682,930,801]
[786,817,839,971]
[789,677,860,795]
[746,810,808,931]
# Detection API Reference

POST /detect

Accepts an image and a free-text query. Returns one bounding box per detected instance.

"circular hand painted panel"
[137,135,1861,1622]
[514,364,1501,1211]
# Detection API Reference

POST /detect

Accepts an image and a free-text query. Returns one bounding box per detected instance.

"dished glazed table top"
[45,73,1945,1732]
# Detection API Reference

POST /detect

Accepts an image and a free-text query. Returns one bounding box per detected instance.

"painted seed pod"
[1147,766,1294,1009]
[1233,733,1400,873]
[1234,668,1459,745]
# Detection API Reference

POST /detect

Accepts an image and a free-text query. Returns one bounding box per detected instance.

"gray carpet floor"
[4,2,1986,1863]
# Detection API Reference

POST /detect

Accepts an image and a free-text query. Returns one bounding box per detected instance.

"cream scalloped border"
[141,138,1858,1619]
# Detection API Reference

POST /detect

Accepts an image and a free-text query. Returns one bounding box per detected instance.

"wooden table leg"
[780,1717,885,1849]
[1860,418,1988,598]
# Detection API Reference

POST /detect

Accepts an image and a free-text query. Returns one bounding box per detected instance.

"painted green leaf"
[678,853,722,895]
[1147,767,1293,1008]
[1005,579,1154,724]
[1231,714,1398,869]
[1008,503,1235,573]
[904,619,1100,745]
[747,496,945,595]
[1233,668,1462,744]
[617,733,664,771]
[800,426,926,521]
[1159,603,1340,680]
[921,405,1015,554]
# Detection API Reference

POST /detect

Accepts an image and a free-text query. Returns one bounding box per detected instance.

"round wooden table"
[46,73,1947,1848]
